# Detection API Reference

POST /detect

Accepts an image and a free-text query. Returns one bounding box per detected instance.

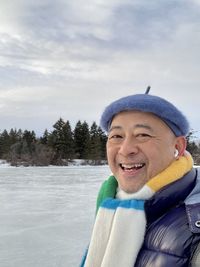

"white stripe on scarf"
[84,195,148,267]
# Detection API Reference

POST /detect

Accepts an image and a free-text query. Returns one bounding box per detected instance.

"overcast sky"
[0,0,200,138]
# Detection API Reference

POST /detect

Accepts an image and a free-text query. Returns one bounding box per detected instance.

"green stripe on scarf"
[96,175,118,213]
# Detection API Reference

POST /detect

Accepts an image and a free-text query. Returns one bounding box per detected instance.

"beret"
[100,94,190,136]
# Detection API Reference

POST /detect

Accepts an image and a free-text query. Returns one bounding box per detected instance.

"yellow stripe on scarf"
[147,152,193,193]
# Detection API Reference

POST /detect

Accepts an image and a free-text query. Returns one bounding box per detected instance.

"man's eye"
[109,135,122,139]
[136,133,152,141]
[137,133,150,137]
[108,134,123,143]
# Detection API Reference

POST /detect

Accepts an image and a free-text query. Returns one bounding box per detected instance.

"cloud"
[0,0,200,136]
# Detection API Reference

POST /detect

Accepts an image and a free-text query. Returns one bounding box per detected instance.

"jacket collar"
[185,167,200,233]
[145,168,197,223]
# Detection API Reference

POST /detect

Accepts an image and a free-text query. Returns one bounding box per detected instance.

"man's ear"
[175,136,187,156]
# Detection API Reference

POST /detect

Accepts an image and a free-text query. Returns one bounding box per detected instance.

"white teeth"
[121,163,144,169]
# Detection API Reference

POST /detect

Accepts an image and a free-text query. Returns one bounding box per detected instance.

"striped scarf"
[83,153,193,267]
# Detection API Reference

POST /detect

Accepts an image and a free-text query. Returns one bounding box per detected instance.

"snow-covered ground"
[0,161,199,267]
[0,160,11,168]
[0,165,110,267]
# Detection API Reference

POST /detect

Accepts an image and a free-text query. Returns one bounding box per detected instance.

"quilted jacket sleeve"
[191,242,200,266]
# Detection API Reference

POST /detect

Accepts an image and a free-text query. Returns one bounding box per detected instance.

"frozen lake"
[0,165,110,267]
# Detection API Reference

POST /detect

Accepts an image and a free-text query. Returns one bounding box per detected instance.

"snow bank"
[0,159,11,167]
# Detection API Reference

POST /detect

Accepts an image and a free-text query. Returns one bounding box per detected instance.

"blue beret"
[100,94,190,137]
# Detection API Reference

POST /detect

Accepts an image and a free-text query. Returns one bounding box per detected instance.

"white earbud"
[174,149,179,158]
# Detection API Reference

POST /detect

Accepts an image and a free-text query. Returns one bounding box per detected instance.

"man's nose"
[118,137,139,156]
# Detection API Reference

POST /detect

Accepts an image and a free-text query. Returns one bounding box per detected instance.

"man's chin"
[119,184,144,194]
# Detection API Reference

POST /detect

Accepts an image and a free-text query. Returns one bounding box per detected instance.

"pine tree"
[17,129,23,140]
[89,122,102,161]
[49,118,74,160]
[9,128,20,144]
[62,120,74,158]
[0,130,11,157]
[97,126,107,159]
[186,131,198,154]
[186,130,200,164]
[74,120,90,159]
[51,118,66,158]
[22,130,36,149]
[40,129,49,145]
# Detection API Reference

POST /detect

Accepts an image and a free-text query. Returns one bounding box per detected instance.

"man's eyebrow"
[108,124,154,133]
[134,124,154,132]
[108,125,122,133]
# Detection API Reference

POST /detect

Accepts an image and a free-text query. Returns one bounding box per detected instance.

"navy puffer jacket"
[135,168,200,267]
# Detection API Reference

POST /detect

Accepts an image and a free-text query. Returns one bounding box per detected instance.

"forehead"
[110,110,169,130]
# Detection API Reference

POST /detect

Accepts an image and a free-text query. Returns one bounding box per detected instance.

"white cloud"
[0,0,200,136]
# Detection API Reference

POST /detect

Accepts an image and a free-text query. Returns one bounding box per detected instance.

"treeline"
[186,132,200,165]
[0,118,107,166]
[0,118,200,166]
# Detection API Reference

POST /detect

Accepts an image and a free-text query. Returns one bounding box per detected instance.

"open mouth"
[120,163,145,171]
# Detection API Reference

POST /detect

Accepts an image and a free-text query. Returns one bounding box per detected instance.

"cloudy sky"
[0,0,200,137]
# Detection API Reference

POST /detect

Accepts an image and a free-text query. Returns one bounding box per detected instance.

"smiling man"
[107,110,186,194]
[80,90,200,267]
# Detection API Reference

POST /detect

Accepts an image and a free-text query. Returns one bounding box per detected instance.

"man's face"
[106,110,181,193]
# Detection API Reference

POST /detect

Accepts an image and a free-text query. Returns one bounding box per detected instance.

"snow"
[0,161,199,267]
[0,165,110,267]
[0,160,12,168]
